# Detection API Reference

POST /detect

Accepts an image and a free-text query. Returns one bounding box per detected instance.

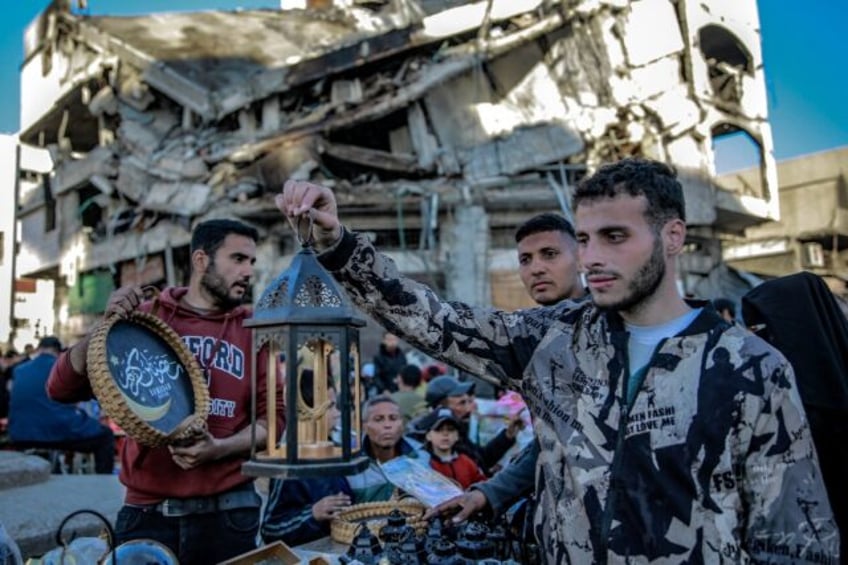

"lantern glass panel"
[246,328,365,475]
[292,338,338,459]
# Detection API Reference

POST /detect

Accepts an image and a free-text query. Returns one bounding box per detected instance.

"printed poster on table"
[379,456,464,508]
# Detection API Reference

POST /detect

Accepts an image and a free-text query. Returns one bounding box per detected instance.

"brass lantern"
[243,221,369,478]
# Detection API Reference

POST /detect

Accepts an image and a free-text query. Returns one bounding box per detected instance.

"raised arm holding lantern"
[277,166,839,564]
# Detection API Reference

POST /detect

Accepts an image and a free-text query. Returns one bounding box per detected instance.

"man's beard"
[605,237,665,314]
[201,260,246,310]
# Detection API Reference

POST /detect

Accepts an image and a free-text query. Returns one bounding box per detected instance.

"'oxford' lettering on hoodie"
[182,335,245,380]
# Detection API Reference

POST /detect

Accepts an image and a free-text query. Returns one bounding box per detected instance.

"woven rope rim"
[87,311,210,447]
[330,499,427,545]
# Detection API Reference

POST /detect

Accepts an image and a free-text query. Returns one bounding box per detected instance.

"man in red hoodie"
[47,219,284,564]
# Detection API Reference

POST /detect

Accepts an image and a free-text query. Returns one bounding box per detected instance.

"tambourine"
[87,311,210,447]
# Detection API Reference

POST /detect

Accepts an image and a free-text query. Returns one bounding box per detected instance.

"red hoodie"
[429,452,487,489]
[47,287,285,504]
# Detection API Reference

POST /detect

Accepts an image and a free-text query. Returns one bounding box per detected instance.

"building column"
[443,205,490,307]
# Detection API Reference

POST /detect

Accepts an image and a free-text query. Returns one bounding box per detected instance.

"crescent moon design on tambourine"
[108,347,179,423]
[118,389,173,423]
[88,311,210,447]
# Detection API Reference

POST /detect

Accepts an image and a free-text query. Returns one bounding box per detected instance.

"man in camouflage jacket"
[278,159,839,564]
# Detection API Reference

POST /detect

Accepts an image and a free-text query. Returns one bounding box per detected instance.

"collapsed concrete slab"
[0,451,50,491]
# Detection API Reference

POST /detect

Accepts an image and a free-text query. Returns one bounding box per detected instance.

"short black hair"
[515,213,576,243]
[398,364,422,388]
[573,158,686,231]
[38,336,63,351]
[713,298,736,318]
[191,219,259,257]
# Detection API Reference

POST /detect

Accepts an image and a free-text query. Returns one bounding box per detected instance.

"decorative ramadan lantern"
[242,216,369,478]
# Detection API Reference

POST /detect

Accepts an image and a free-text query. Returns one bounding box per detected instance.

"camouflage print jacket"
[320,230,839,564]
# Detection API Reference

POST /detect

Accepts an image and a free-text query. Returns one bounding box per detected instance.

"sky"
[0,0,845,171]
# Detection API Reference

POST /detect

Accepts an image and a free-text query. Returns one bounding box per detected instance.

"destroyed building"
[11,0,777,343]
[721,145,848,301]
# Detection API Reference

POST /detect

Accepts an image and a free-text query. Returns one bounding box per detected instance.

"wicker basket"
[330,499,427,545]
[87,311,210,447]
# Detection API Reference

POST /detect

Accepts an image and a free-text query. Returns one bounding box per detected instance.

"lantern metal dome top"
[248,214,365,328]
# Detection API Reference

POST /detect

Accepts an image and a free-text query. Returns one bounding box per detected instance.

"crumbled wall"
[15,0,776,325]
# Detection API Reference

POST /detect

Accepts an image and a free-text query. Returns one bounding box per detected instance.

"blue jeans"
[115,503,259,564]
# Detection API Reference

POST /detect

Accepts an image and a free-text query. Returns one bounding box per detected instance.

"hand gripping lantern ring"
[87,311,210,447]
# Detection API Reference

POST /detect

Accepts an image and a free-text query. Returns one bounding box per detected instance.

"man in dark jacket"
[0,349,26,421]
[8,336,114,473]
[261,396,426,546]
[429,212,587,523]
[278,159,839,564]
[372,332,406,394]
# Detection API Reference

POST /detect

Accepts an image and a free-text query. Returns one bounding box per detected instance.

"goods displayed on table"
[331,500,427,545]
[337,509,524,564]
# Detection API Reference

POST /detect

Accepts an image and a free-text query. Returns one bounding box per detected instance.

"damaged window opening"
[170,245,191,287]
[698,25,753,105]
[540,162,587,187]
[330,109,407,151]
[321,109,428,180]
[43,176,56,233]
[372,227,427,250]
[215,109,244,133]
[77,184,104,239]
[712,125,765,199]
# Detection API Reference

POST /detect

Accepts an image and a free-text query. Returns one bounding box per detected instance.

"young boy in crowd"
[424,408,486,489]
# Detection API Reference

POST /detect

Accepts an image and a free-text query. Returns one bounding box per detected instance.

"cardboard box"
[216,541,300,565]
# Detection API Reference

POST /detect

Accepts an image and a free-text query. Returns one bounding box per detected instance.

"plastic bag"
[41,537,109,564]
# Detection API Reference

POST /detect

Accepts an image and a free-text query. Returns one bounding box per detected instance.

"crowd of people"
[1,337,115,474]
[0,157,843,564]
